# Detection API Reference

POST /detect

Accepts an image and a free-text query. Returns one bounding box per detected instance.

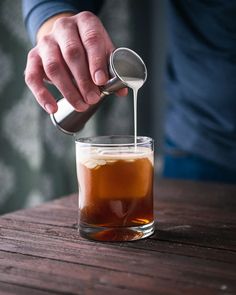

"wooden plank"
[0,282,59,295]
[154,222,236,251]
[5,199,236,228]
[1,194,78,228]
[2,205,77,228]
[0,251,168,295]
[4,205,234,253]
[3,179,236,226]
[0,251,234,295]
[0,180,235,294]
[0,228,235,292]
[156,180,236,207]
[0,218,235,263]
[1,180,235,239]
[1,195,235,251]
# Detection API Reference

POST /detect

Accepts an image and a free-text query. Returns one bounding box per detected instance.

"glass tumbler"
[75,135,154,241]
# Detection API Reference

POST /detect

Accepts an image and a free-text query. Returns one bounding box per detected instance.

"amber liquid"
[77,148,153,230]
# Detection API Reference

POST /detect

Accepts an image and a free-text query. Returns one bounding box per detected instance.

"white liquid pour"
[121,77,144,147]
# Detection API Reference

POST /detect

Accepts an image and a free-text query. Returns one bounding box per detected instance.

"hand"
[24,11,127,114]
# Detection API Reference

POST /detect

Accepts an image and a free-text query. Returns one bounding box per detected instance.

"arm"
[23,0,127,114]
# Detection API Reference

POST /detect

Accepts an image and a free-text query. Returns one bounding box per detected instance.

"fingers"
[37,34,89,112]
[54,17,100,105]
[25,48,58,114]
[77,11,114,86]
[25,12,118,115]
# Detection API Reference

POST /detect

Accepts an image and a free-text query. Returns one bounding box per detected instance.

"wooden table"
[0,179,235,295]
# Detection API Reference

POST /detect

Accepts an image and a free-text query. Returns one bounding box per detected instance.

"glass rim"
[75,135,153,147]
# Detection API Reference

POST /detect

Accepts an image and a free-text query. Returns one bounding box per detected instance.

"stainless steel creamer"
[50,47,147,135]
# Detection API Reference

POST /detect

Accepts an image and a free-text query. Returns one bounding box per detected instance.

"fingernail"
[94,70,106,85]
[44,103,55,114]
[86,91,100,104]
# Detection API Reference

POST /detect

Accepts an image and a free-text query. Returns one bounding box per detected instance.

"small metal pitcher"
[50,47,147,135]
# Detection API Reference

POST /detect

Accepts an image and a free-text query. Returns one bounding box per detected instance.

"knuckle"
[54,16,73,30]
[62,89,75,101]
[64,42,80,60]
[83,30,101,47]
[39,34,53,45]
[35,89,48,102]
[25,71,37,86]
[78,11,96,22]
[44,60,60,77]
[27,48,38,60]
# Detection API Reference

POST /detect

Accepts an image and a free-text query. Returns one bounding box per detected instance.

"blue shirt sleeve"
[22,0,104,44]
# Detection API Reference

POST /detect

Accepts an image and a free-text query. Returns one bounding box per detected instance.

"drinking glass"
[75,135,154,241]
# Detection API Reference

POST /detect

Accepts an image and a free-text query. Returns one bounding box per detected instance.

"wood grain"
[0,179,235,294]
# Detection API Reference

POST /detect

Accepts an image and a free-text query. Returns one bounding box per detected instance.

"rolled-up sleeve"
[22,0,103,44]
